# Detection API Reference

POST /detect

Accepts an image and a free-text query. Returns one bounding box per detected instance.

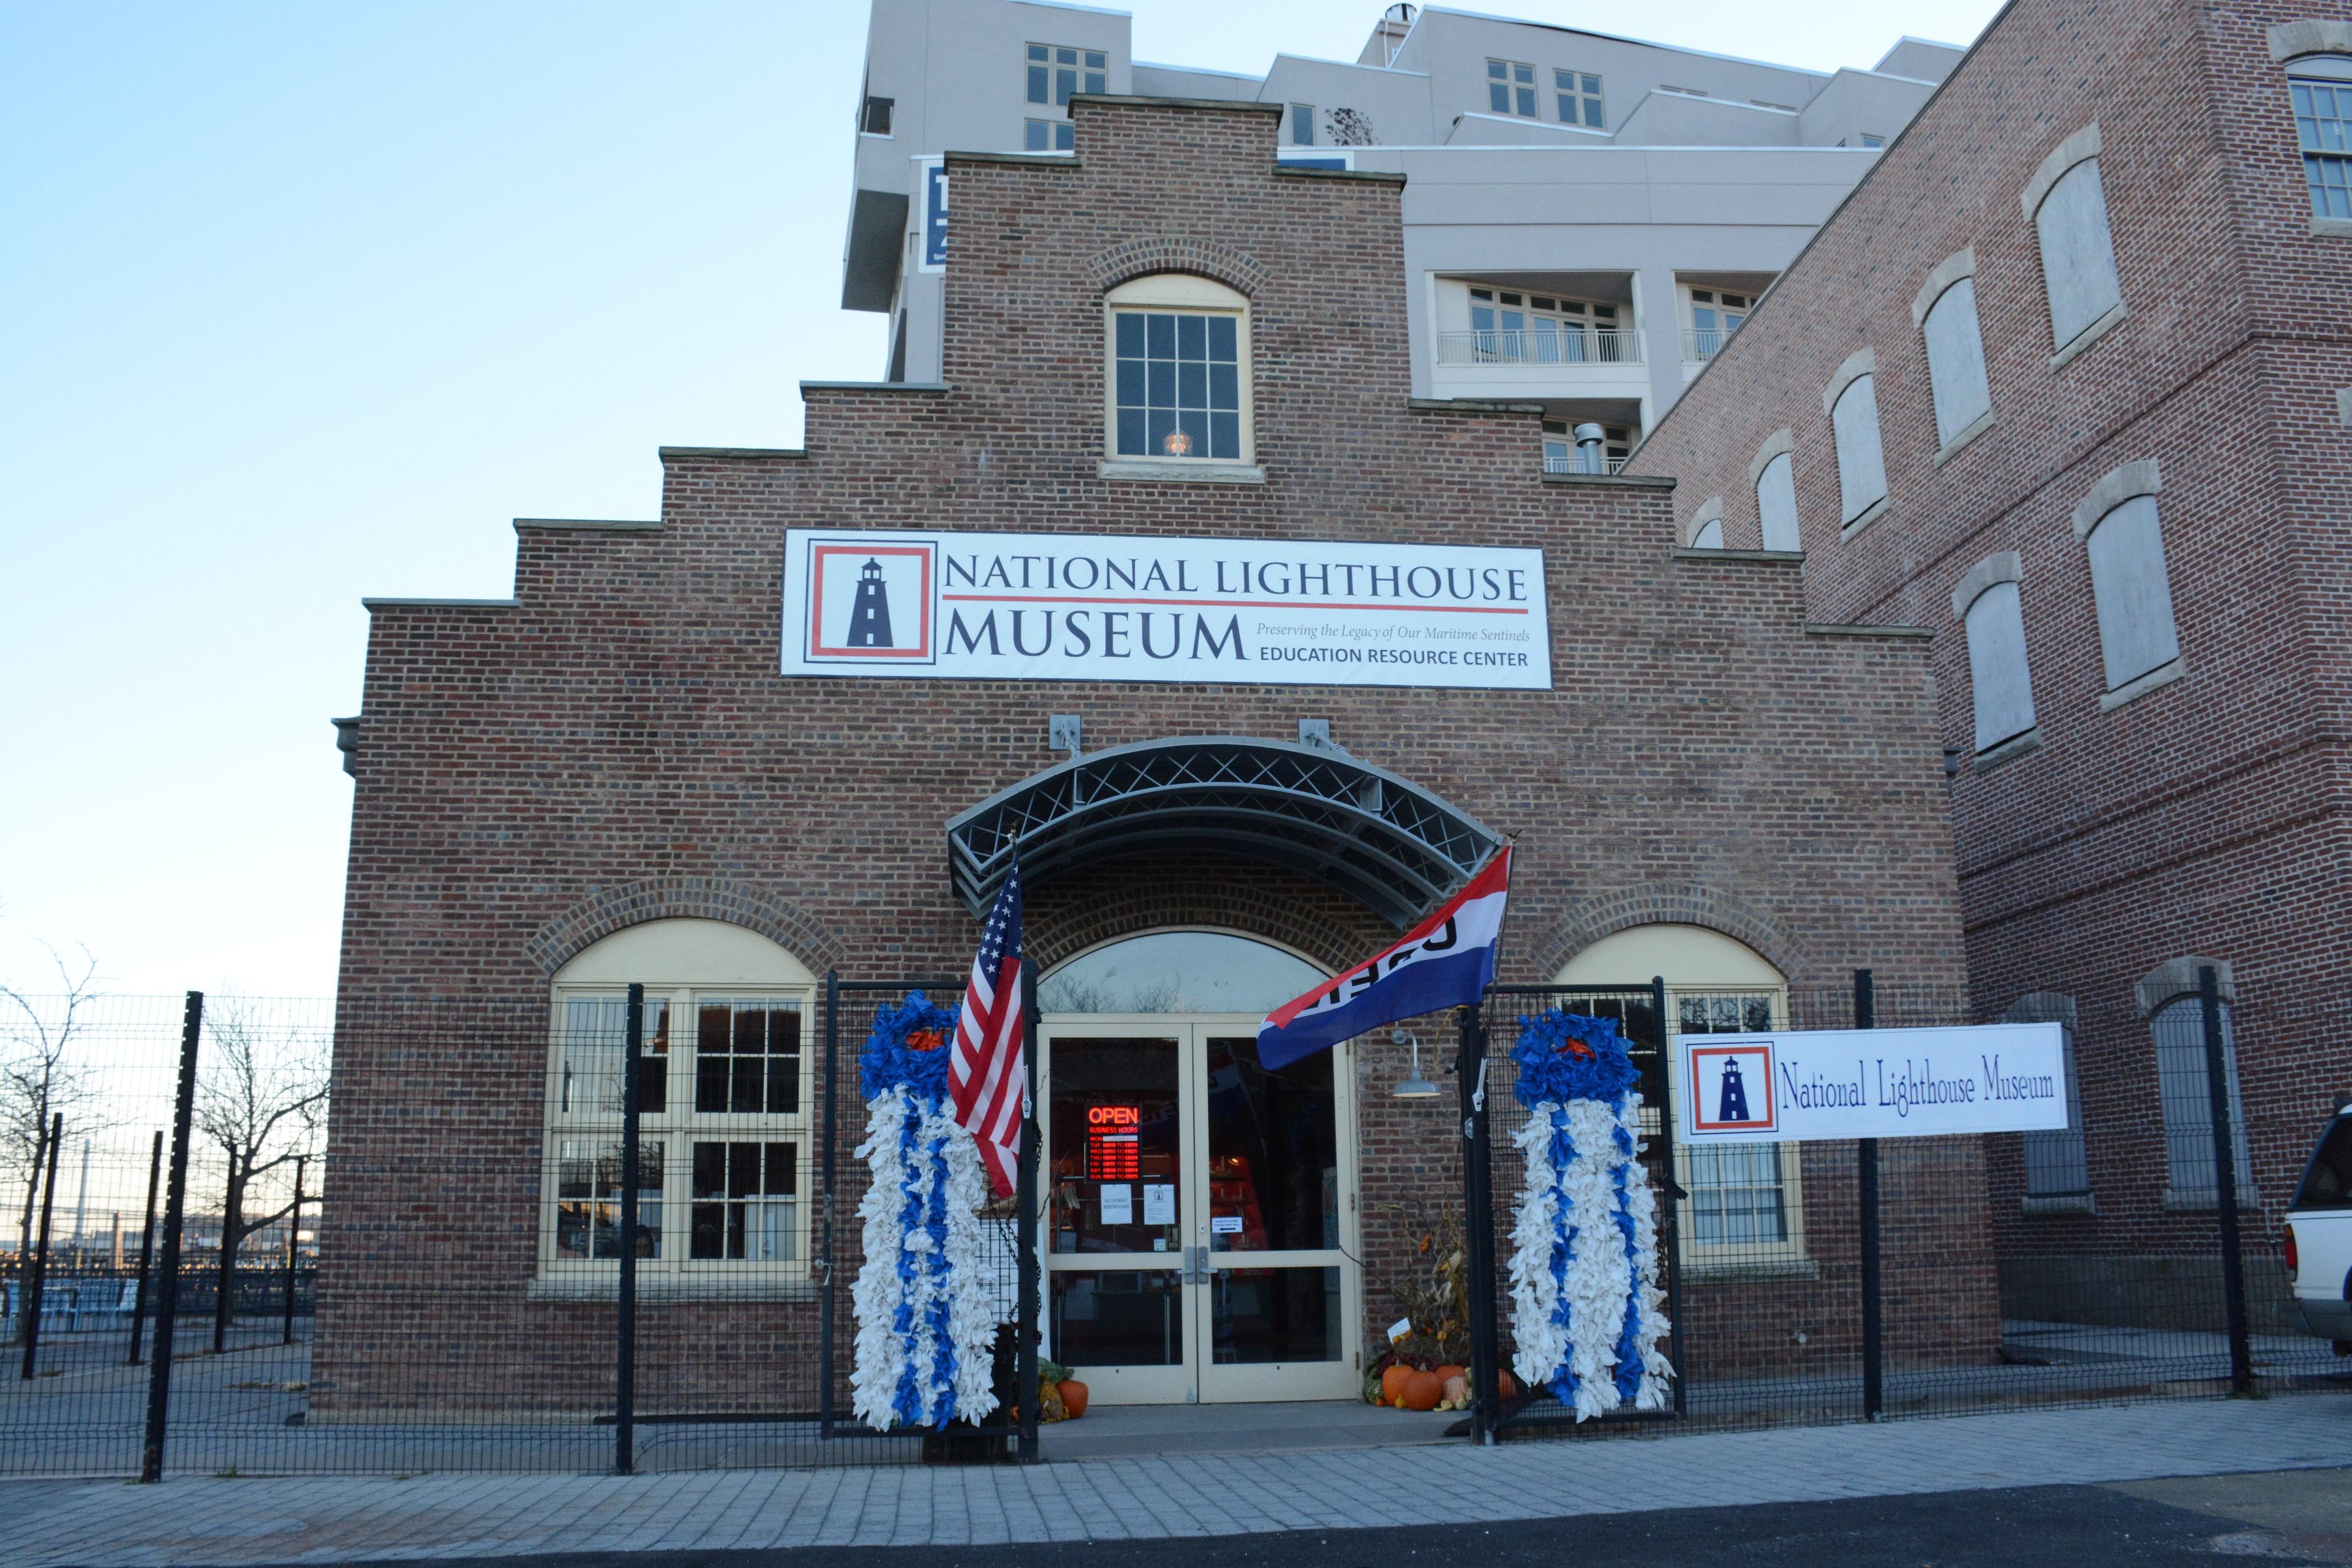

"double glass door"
[1041,1018,1359,1403]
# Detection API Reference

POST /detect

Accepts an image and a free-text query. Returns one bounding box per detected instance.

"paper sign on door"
[1142,1184,1175,1225]
[1099,1184,1133,1226]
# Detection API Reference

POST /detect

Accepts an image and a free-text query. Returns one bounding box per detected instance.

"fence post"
[1855,969,1883,1422]
[1458,1001,1500,1445]
[614,982,643,1476]
[128,1129,163,1365]
[2199,965,2253,1394]
[1017,956,1041,1464]
[141,990,203,1483]
[819,970,839,1442]
[1650,974,1687,1418]
[18,1114,62,1380]
[283,1156,305,1347]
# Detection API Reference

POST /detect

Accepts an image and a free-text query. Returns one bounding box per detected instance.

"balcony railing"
[1682,325,1743,363]
[1435,329,1643,367]
[1542,452,1629,475]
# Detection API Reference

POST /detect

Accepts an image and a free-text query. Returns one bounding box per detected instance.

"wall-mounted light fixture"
[1390,1026,1441,1099]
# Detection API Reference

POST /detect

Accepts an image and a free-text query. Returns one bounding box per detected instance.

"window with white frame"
[1920,274,1993,449]
[2290,55,2352,219]
[1467,287,1628,364]
[2027,129,2125,353]
[2073,462,2180,696]
[1027,43,1106,109]
[1024,118,1075,153]
[1953,554,2037,753]
[2005,994,2089,1200]
[2146,978,2256,1205]
[1755,450,1801,552]
[541,919,818,1289]
[1541,419,1633,474]
[1289,103,1316,146]
[1555,68,1604,127]
[1487,58,1537,117]
[1828,359,1889,526]
[1556,924,1807,1272]
[1106,273,1251,463]
[1683,287,1752,361]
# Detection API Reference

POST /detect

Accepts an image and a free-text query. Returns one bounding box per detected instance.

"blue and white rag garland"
[1505,1009,1674,1420]
[849,993,1000,1431]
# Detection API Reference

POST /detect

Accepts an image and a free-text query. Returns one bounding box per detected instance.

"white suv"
[2284,1101,2352,1349]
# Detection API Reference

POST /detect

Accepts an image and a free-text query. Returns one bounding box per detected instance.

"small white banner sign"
[778,528,1551,689]
[1676,1023,2070,1144]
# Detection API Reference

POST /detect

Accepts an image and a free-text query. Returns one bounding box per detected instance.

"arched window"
[1751,431,1801,552]
[539,919,818,1294]
[1950,552,2038,756]
[1914,251,1992,452]
[1825,350,1888,533]
[1687,496,1725,551]
[2024,125,2125,360]
[1558,925,1807,1272]
[1104,274,1253,466]
[2286,53,2352,222]
[1039,930,1324,1014]
[2003,992,2088,1205]
[2138,960,2256,1208]
[2072,460,2182,706]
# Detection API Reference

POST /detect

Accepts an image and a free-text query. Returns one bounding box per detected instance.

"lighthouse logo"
[1689,1042,1776,1134]
[802,539,935,663]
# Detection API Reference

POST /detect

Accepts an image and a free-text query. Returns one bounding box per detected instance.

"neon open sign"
[1086,1103,1140,1181]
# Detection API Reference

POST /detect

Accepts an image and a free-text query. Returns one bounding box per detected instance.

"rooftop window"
[1028,43,1106,110]
[1487,58,1537,117]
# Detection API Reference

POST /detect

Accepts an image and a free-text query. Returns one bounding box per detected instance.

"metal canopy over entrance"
[944,737,1502,927]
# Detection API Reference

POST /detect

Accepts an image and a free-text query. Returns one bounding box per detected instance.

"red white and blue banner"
[1257,847,1512,1069]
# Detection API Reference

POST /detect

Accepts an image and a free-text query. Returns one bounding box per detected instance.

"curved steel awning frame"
[944,736,1501,928]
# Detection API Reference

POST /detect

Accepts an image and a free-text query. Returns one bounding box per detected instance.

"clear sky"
[0,0,2003,1001]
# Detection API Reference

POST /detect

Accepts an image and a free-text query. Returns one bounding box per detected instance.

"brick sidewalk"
[6,1396,2348,1566]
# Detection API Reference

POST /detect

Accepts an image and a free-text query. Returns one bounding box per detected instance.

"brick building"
[318,93,1980,1420]
[1627,0,2352,1320]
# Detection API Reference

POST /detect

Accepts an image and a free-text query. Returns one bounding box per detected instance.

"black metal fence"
[1454,970,2345,1443]
[4,972,2339,1479]
[1,983,1042,1480]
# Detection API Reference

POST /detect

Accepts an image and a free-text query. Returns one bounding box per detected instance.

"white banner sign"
[778,529,1551,689]
[1677,1023,2069,1144]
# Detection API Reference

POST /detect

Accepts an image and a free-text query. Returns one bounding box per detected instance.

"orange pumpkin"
[1400,1370,1445,1411]
[1379,1364,1415,1406]
[1433,1363,1464,1385]
[1497,1368,1520,1400]
[1057,1379,1089,1419]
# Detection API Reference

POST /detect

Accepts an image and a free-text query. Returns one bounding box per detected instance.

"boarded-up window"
[2035,159,2124,350]
[1831,374,1888,523]
[2084,494,2180,689]
[1922,278,1992,447]
[1755,451,1801,551]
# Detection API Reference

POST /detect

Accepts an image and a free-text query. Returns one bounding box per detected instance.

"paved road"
[4,1393,2346,1566]
[318,1469,2352,1568]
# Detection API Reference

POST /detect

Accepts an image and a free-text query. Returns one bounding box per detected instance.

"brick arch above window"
[1524,884,1813,988]
[1910,246,1978,328]
[1082,236,1270,298]
[2271,19,2352,61]
[2135,956,2236,1017]
[2071,458,2162,540]
[526,876,848,978]
[1747,427,1794,488]
[2022,122,2103,219]
[1687,495,1725,548]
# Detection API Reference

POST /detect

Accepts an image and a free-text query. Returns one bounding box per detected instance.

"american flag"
[950,861,1026,1199]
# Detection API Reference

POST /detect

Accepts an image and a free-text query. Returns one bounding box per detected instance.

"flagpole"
[1016,954,1041,1464]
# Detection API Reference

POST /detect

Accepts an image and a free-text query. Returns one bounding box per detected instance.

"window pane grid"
[1027,42,1105,108]
[1555,68,1604,127]
[2297,78,2352,216]
[1113,308,1240,459]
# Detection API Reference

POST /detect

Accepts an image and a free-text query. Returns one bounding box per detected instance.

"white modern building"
[845,1,1963,466]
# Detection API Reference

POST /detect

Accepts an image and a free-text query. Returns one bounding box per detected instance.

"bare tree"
[1,943,106,1341]
[195,997,328,1352]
